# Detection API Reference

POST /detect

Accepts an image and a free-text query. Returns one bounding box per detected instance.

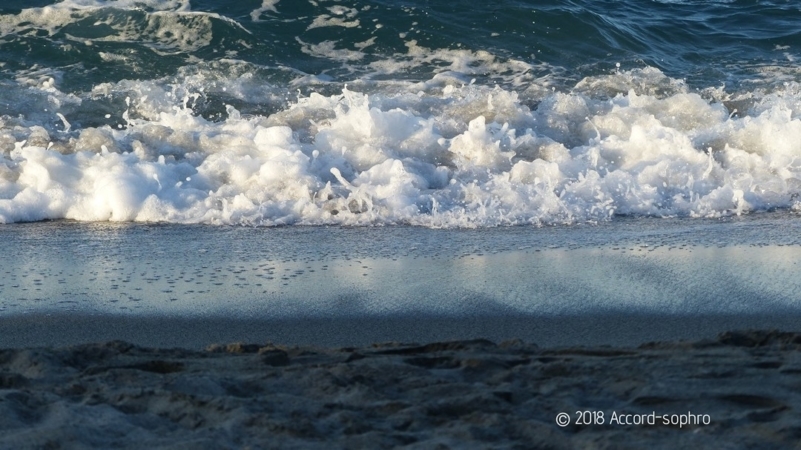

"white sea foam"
[250,0,281,22]
[0,0,246,55]
[3,63,801,227]
[297,39,367,62]
[0,0,796,227]
[306,6,360,31]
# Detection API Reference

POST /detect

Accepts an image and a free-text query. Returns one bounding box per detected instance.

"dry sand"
[1,330,800,449]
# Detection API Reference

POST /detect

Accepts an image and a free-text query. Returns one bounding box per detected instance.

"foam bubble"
[250,0,281,21]
[0,0,246,55]
[3,61,801,227]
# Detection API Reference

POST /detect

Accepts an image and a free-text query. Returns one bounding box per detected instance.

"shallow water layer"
[2,213,800,321]
[4,1,801,348]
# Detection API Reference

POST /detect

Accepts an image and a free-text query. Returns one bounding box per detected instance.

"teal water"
[4,0,801,95]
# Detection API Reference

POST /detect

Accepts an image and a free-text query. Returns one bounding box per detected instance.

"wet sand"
[1,329,800,448]
[3,311,801,349]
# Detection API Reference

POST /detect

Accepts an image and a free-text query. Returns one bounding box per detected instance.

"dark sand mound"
[1,330,800,449]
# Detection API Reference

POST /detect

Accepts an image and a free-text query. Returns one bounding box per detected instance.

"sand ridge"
[0,330,800,449]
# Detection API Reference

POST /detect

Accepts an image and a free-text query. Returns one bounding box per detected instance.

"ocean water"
[2,1,801,346]
[2,214,801,348]
[1,214,800,318]
[2,0,801,226]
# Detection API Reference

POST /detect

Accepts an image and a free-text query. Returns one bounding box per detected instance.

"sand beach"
[1,330,800,449]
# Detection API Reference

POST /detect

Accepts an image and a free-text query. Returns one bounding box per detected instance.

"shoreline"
[3,311,801,349]
[1,329,799,448]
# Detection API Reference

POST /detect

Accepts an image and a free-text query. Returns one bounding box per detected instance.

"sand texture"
[1,330,800,449]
